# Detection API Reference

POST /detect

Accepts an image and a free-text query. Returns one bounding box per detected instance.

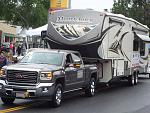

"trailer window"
[133,40,139,51]
[140,40,145,56]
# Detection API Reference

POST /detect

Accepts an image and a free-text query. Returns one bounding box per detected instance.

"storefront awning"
[136,34,150,42]
[2,33,15,38]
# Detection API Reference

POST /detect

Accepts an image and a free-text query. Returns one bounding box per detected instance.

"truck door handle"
[73,69,77,71]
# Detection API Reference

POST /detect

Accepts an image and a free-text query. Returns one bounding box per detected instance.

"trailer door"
[113,59,125,77]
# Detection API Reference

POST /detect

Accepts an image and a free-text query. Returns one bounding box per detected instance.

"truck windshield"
[20,52,64,66]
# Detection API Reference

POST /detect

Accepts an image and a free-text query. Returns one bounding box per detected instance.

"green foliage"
[112,0,150,28]
[0,0,50,28]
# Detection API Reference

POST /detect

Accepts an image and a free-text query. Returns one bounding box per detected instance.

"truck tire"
[85,78,96,97]
[128,75,135,86]
[1,97,15,104]
[134,73,138,85]
[52,84,63,107]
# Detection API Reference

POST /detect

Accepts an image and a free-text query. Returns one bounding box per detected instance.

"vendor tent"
[26,24,48,36]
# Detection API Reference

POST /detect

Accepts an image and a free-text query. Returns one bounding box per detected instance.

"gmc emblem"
[15,74,24,79]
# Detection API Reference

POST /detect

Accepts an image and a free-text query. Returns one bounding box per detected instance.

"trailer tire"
[128,75,135,86]
[134,73,138,85]
[85,78,96,97]
[148,74,150,79]
[1,97,15,105]
[52,84,63,107]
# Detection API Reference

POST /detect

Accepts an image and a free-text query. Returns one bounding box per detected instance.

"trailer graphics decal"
[56,16,93,24]
[109,32,131,61]
[52,22,97,40]
[81,25,117,45]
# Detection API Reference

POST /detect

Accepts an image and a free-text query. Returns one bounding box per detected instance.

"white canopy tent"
[26,24,48,36]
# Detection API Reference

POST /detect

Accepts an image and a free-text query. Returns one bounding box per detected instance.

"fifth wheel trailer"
[44,9,150,85]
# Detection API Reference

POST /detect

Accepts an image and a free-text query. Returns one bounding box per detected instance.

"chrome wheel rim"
[55,88,62,105]
[91,80,95,95]
[135,75,138,84]
[132,75,134,85]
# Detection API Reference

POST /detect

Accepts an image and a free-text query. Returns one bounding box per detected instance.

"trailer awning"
[136,34,150,42]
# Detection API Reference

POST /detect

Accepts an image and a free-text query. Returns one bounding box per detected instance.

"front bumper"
[0,82,55,100]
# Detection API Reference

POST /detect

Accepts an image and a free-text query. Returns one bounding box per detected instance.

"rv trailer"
[46,9,150,84]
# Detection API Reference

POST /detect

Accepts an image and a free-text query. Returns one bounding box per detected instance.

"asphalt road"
[0,76,150,113]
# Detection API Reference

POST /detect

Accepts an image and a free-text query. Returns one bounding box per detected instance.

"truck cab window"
[140,40,145,56]
[66,54,73,64]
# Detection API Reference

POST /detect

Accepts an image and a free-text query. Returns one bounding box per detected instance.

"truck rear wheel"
[52,84,63,107]
[85,78,96,97]
[1,97,15,105]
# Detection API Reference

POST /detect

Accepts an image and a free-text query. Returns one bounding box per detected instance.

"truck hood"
[5,63,63,72]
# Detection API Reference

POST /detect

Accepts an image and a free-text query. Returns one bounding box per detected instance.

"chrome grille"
[7,70,38,84]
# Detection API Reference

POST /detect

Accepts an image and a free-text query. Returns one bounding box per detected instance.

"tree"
[0,0,50,28]
[112,0,150,28]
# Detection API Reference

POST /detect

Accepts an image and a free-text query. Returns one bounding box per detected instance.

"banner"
[50,0,69,10]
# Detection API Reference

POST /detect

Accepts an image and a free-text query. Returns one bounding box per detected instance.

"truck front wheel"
[1,97,15,104]
[52,84,63,107]
[85,78,96,97]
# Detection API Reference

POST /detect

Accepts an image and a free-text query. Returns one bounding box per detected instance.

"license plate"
[16,92,25,98]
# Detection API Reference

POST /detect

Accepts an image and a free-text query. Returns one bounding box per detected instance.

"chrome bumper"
[1,82,55,99]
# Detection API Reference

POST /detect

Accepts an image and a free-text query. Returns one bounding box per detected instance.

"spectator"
[13,46,15,55]
[21,42,27,56]
[9,42,13,55]
[6,52,13,65]
[10,42,13,50]
[16,45,21,56]
[0,51,7,69]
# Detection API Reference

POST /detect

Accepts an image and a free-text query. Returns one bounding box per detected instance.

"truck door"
[71,53,85,88]
[65,54,78,91]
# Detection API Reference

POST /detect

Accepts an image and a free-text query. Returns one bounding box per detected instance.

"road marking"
[0,104,30,113]
[0,101,44,113]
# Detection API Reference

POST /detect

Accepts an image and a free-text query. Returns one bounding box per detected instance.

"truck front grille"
[7,70,38,84]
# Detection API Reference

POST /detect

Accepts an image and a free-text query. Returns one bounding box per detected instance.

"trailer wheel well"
[55,78,65,88]
[137,71,139,75]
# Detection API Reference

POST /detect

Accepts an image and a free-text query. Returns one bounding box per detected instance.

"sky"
[71,0,114,12]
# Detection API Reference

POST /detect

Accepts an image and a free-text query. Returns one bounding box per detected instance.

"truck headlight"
[0,69,6,76]
[40,72,52,80]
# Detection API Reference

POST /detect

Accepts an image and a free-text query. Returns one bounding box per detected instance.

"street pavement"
[0,75,150,113]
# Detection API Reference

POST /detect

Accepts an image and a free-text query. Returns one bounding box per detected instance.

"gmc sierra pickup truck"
[0,48,98,107]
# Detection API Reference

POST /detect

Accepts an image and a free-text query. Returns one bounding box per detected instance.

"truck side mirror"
[74,60,82,68]
[74,60,82,64]
[65,63,74,68]
[74,64,81,68]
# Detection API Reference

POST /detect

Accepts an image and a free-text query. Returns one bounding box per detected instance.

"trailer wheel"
[52,84,63,107]
[128,75,135,86]
[134,73,138,85]
[1,97,15,105]
[85,78,96,97]
[148,74,150,79]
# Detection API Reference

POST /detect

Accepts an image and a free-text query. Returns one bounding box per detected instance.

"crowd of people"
[0,42,25,69]
[0,50,13,69]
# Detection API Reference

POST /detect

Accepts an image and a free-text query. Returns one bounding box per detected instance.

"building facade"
[0,21,16,45]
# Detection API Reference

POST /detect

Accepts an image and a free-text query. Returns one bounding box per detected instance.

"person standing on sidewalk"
[0,51,7,69]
